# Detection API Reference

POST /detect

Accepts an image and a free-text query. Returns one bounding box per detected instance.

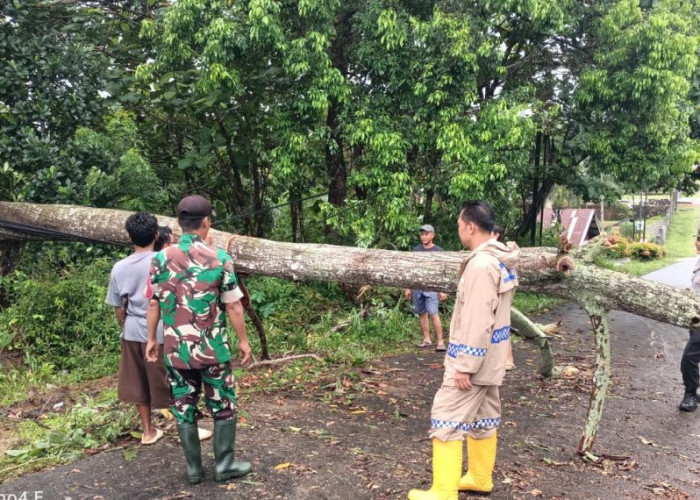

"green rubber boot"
[214,419,252,482]
[176,422,203,484]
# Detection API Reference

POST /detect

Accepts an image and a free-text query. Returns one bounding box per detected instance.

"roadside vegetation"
[597,205,698,276]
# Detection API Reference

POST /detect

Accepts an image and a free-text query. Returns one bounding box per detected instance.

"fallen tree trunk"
[1,202,698,328]
[0,202,562,289]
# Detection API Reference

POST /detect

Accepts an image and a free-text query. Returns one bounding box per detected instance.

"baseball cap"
[177,195,215,220]
[420,224,435,233]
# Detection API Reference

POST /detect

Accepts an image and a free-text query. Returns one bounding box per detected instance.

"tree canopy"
[1,0,698,248]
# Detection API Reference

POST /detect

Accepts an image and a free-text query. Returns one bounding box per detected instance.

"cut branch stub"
[556,254,575,273]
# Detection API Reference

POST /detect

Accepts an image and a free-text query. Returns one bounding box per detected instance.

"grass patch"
[645,193,672,200]
[513,293,565,316]
[241,278,418,366]
[596,205,698,276]
[0,352,120,407]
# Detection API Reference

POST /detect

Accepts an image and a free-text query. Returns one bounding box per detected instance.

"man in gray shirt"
[106,212,169,444]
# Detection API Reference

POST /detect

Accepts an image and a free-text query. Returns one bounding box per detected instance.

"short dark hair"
[178,216,205,232]
[460,200,496,233]
[492,224,503,240]
[125,212,158,247]
[154,226,173,251]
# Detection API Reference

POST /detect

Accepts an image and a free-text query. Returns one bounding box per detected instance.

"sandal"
[416,341,432,348]
[198,427,213,441]
[435,344,446,352]
[141,428,163,445]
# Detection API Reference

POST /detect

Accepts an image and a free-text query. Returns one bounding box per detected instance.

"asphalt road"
[643,256,697,289]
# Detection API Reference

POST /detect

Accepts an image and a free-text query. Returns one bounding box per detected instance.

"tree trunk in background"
[326,9,352,209]
[423,187,434,224]
[215,115,251,234]
[298,196,305,242]
[251,161,266,238]
[519,178,555,240]
[539,136,547,246]
[530,131,542,245]
[291,198,299,243]
[1,202,699,330]
[0,240,24,277]
[326,98,346,208]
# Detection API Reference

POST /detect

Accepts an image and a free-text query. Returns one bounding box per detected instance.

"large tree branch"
[0,202,698,329]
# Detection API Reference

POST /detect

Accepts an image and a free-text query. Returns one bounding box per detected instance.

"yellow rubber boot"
[459,433,497,493]
[407,438,462,500]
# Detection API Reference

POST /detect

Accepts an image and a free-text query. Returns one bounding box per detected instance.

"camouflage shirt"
[146,233,244,370]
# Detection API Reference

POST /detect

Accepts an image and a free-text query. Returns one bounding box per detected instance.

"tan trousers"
[429,377,501,441]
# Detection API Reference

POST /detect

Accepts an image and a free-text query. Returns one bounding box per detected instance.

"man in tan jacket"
[409,200,519,500]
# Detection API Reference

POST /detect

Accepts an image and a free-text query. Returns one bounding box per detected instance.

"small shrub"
[602,235,631,259]
[628,242,666,260]
[0,258,119,369]
[608,240,631,259]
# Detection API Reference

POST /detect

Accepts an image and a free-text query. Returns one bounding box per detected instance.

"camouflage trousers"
[166,362,238,424]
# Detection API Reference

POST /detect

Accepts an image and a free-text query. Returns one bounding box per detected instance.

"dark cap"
[177,195,215,220]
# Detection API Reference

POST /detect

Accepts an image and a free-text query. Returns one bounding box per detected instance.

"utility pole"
[642,189,648,242]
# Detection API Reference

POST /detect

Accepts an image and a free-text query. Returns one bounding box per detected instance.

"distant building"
[538,208,601,247]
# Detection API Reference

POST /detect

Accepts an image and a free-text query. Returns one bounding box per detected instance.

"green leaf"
[123,447,139,461]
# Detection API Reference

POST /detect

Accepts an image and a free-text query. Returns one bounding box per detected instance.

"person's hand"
[238,339,252,365]
[146,340,159,362]
[404,289,411,300]
[439,292,448,302]
[454,371,472,391]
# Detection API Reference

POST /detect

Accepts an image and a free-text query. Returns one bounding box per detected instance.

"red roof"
[538,208,600,247]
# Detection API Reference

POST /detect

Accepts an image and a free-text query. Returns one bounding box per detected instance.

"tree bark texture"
[577,301,611,456]
[1,202,699,330]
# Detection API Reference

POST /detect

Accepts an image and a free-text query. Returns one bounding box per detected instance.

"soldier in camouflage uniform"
[145,195,253,485]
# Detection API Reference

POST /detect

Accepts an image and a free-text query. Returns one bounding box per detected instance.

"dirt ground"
[2,302,700,499]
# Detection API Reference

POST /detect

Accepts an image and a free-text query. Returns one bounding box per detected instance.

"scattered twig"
[600,453,632,461]
[161,493,194,500]
[247,354,323,369]
[0,457,43,475]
